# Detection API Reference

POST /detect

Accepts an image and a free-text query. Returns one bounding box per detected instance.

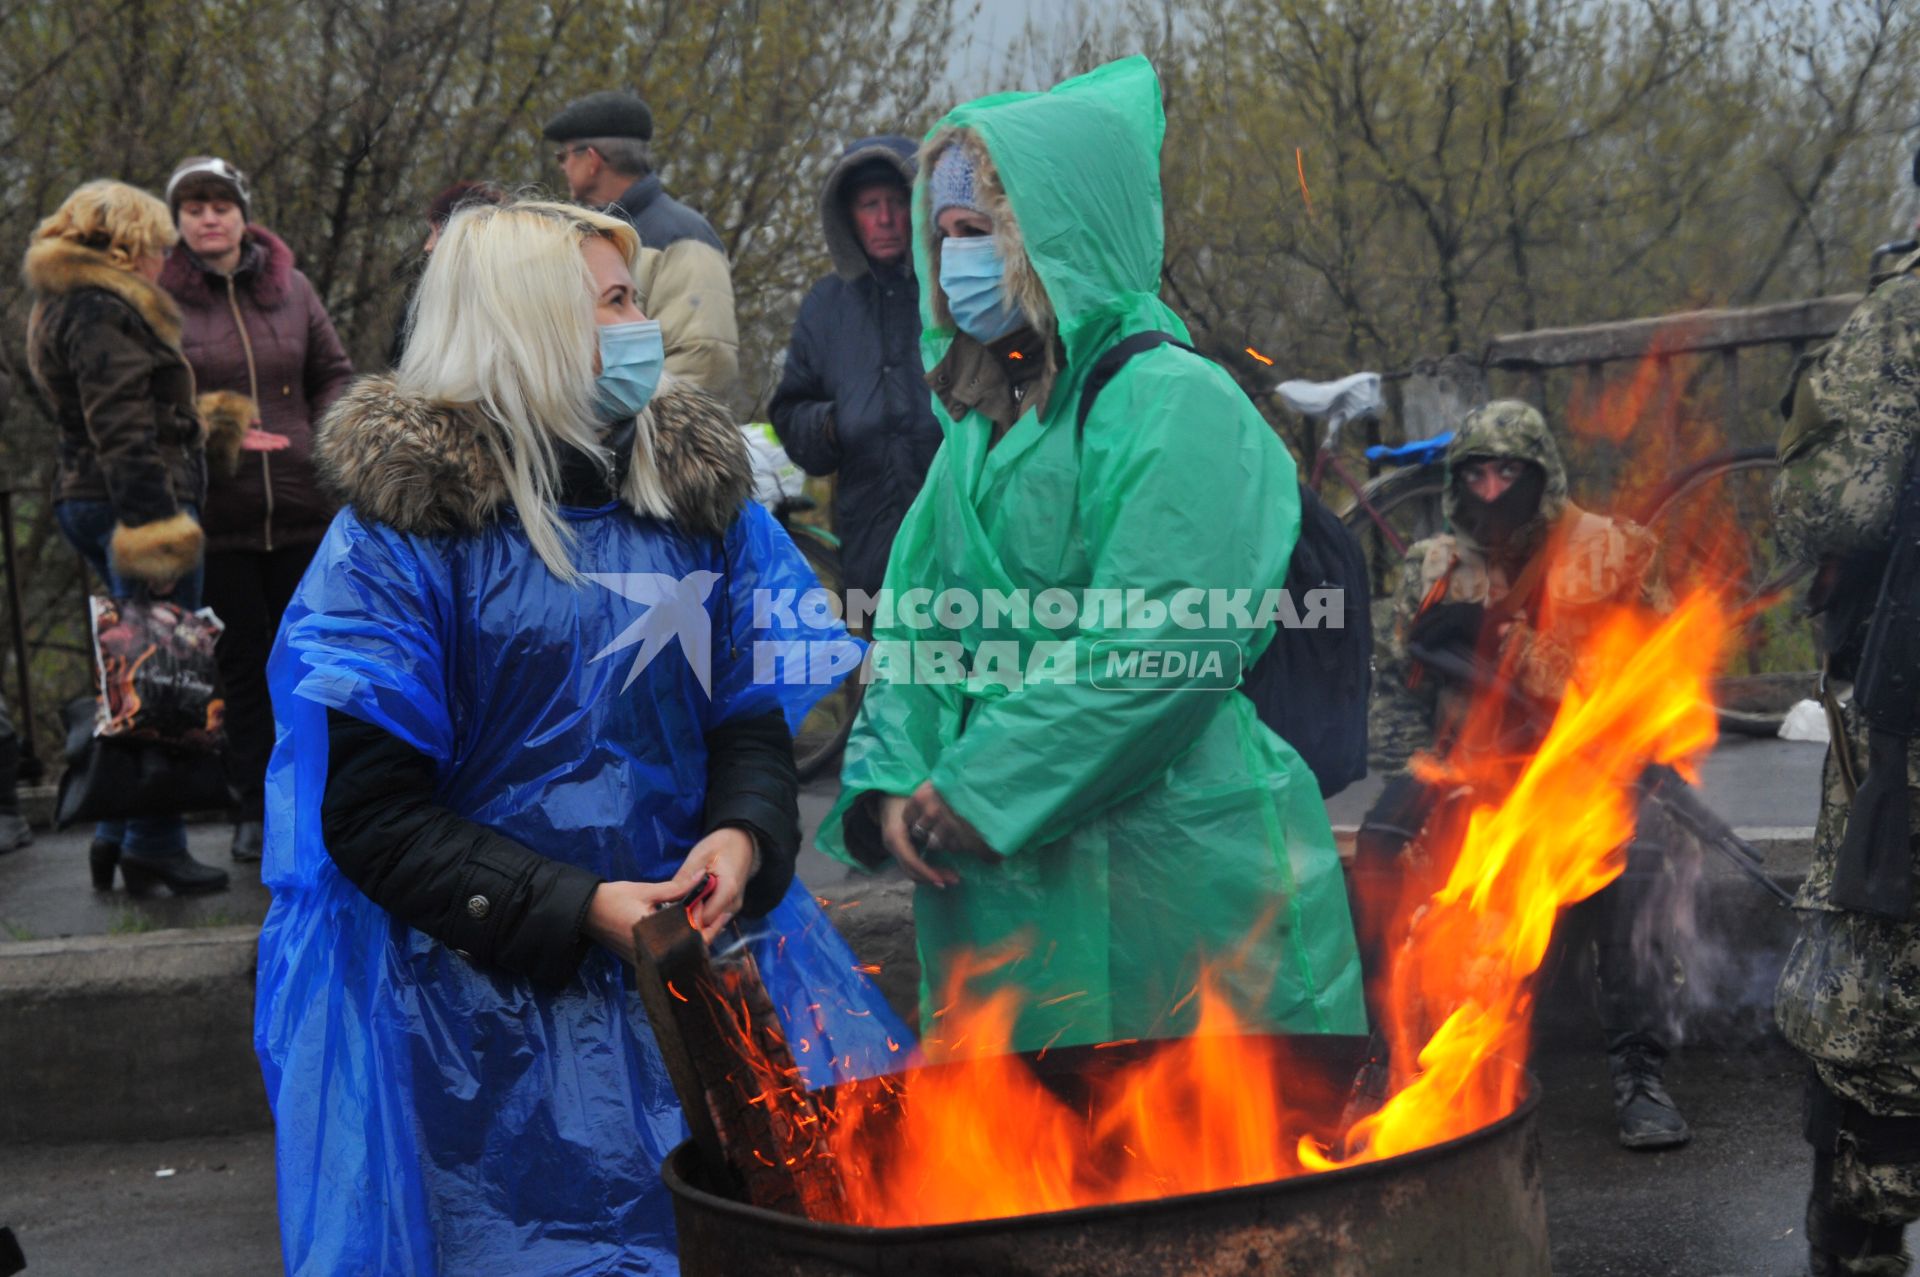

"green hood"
[913,56,1182,394]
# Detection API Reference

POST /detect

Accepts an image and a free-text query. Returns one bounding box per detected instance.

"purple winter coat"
[160,226,353,554]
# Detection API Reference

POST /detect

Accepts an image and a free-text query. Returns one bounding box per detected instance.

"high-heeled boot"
[118,850,230,896]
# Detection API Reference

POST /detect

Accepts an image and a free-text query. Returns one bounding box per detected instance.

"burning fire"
[1310,588,1725,1170]
[728,589,1731,1227]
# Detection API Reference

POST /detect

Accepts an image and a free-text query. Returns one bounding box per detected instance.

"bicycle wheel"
[1635,447,1810,731]
[1338,466,1447,603]
[786,525,865,782]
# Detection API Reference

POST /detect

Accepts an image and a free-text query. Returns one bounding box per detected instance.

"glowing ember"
[736,591,1729,1226]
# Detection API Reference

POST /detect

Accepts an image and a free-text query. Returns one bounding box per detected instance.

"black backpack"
[1076,331,1372,797]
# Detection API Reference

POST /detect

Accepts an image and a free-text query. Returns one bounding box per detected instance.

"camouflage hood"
[1443,399,1570,553]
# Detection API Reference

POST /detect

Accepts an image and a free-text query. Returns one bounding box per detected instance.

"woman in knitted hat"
[819,58,1365,1055]
[159,155,354,865]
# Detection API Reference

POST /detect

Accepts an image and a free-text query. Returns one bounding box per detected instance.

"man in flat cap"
[545,89,740,398]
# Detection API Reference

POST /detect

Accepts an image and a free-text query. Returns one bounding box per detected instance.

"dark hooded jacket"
[160,225,353,554]
[769,136,944,599]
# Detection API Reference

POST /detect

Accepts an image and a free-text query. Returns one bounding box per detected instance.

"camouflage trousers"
[1779,910,1920,1272]
[1775,711,1920,1271]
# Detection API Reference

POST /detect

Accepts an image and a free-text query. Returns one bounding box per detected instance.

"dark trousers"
[203,544,316,817]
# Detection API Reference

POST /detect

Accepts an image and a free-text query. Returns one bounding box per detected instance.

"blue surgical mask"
[594,319,665,420]
[939,235,1027,344]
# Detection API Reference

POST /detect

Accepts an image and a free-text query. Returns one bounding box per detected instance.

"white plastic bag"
[739,423,806,509]
[1779,699,1831,744]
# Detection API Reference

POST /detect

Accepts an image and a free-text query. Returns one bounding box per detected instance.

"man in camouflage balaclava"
[1361,399,1690,1152]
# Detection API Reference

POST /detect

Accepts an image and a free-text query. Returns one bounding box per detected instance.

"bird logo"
[585,571,722,695]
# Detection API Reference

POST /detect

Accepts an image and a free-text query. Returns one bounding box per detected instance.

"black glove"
[1407,601,1486,661]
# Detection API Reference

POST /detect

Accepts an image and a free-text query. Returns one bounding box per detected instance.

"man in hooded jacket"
[1365,400,1690,1151]
[770,136,944,604]
[816,58,1365,1056]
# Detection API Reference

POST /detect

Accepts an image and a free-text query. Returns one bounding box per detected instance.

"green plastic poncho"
[819,56,1365,1053]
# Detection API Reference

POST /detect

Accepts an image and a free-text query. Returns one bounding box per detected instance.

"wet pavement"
[0,733,1834,1273]
[0,1038,1816,1276]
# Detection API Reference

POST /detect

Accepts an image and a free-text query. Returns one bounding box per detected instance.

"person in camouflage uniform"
[1362,399,1692,1149]
[1774,240,1920,1277]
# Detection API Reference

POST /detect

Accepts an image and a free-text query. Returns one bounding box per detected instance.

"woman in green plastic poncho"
[819,57,1365,1055]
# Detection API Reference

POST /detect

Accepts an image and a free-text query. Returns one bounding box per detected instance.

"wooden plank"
[630,902,847,1220]
[1484,294,1862,370]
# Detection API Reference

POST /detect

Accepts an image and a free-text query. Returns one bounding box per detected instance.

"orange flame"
[1309,589,1725,1168]
[725,574,1730,1225]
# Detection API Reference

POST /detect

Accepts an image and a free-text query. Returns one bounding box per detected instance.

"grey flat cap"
[543,90,653,143]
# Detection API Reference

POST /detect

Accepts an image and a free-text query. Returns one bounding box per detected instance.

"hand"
[878,793,957,889]
[880,782,996,889]
[583,829,760,962]
[239,428,292,453]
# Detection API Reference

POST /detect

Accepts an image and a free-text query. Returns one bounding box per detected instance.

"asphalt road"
[1,1038,1816,1276]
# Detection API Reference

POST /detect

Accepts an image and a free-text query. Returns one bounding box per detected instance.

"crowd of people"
[10,54,1920,1277]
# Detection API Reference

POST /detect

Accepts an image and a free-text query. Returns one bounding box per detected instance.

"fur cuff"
[110,513,204,586]
[197,391,256,479]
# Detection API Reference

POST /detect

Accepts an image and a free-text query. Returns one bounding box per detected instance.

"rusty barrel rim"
[662,1066,1541,1239]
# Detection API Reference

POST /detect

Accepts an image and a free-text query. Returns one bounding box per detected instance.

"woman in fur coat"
[160,156,354,864]
[253,199,907,1274]
[25,179,237,896]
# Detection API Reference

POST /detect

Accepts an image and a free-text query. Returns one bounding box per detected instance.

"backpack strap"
[1075,330,1199,436]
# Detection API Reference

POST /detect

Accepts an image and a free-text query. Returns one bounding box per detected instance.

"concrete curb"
[0,926,265,1143]
[0,838,1811,1146]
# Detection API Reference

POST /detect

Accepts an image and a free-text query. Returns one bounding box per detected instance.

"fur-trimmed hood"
[821,135,917,281]
[314,375,752,541]
[918,126,1055,342]
[159,224,296,309]
[22,237,184,348]
[914,59,1172,386]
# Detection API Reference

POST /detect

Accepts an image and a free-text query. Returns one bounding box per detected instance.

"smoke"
[1624,816,1793,1048]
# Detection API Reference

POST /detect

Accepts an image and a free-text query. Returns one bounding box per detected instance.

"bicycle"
[1277,375,1803,732]
[1280,374,1449,599]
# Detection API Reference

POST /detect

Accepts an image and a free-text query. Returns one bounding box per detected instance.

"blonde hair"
[396,198,670,581]
[32,180,178,271]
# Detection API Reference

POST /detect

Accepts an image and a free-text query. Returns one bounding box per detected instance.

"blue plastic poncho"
[254,497,909,1275]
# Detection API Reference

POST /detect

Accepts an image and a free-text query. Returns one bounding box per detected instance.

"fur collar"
[314,375,752,540]
[158,225,296,309]
[22,239,183,347]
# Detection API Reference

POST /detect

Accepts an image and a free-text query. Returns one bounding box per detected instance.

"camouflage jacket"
[1372,401,1669,772]
[1774,247,1920,564]
[1770,249,1920,914]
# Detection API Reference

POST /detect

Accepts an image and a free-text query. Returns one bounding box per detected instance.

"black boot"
[0,733,30,854]
[1608,1035,1690,1150]
[119,851,229,896]
[1808,1199,1911,1275]
[88,839,120,890]
[229,820,264,864]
